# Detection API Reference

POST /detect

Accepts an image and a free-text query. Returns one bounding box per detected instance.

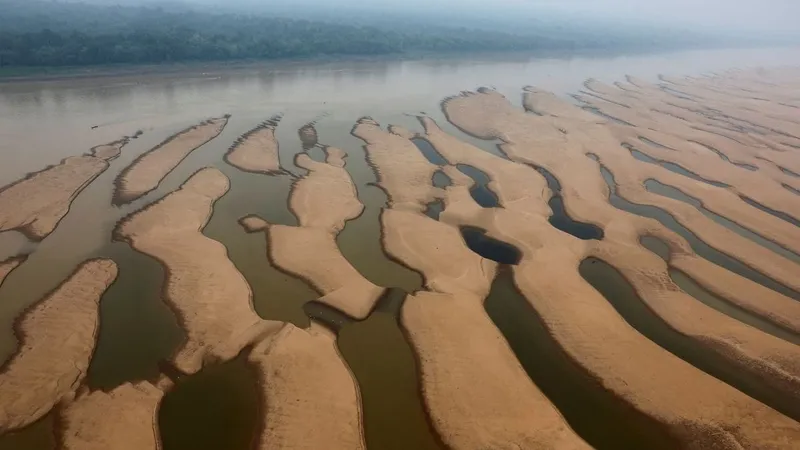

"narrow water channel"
[306,290,443,450]
[455,164,500,208]
[640,236,800,345]
[784,183,800,196]
[158,351,261,450]
[533,165,604,240]
[738,194,800,228]
[580,257,800,420]
[624,144,729,188]
[644,179,800,264]
[690,141,758,171]
[0,413,55,450]
[484,268,679,450]
[459,227,521,264]
[87,242,183,389]
[594,158,800,302]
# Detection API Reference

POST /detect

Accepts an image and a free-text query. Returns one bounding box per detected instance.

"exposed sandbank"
[114,117,228,204]
[0,259,117,432]
[117,168,365,447]
[380,208,588,449]
[241,148,382,319]
[0,137,128,240]
[225,116,284,175]
[351,117,442,212]
[249,323,365,450]
[115,167,266,373]
[58,381,165,450]
[442,87,800,446]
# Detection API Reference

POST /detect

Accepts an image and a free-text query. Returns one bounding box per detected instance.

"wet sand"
[114,117,228,204]
[0,259,117,432]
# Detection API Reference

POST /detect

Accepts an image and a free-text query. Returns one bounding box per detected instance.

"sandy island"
[114,116,228,204]
[225,116,284,174]
[0,138,128,240]
[242,148,383,319]
[117,167,365,448]
[441,85,800,447]
[0,258,117,432]
[350,118,588,448]
[58,381,166,450]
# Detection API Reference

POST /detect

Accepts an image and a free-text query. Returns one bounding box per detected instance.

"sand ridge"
[58,381,166,450]
[114,116,228,204]
[0,136,130,240]
[225,116,284,175]
[359,120,589,448]
[351,117,443,212]
[451,87,800,331]
[441,86,800,447]
[241,147,382,319]
[115,167,267,373]
[0,258,117,432]
[117,167,365,448]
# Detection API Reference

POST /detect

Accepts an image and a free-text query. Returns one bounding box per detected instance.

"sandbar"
[0,258,117,432]
[0,136,129,240]
[114,116,228,204]
[58,381,165,450]
[225,117,283,175]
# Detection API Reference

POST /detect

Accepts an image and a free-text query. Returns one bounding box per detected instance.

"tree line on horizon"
[0,0,713,68]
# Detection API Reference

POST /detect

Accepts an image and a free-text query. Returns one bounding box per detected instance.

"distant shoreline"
[0,46,738,84]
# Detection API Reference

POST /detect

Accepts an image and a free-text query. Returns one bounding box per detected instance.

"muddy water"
[485,269,679,450]
[640,236,800,345]
[2,48,800,447]
[625,144,730,188]
[596,160,800,301]
[159,351,261,450]
[306,290,443,450]
[739,194,800,228]
[534,164,604,240]
[644,179,800,264]
[580,257,800,420]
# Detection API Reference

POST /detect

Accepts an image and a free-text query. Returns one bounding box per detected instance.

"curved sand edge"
[352,117,442,212]
[243,145,382,319]
[442,88,800,447]
[117,168,365,448]
[0,256,26,289]
[115,167,263,373]
[0,156,108,240]
[0,258,117,432]
[58,381,165,450]
[113,116,229,205]
[449,87,800,334]
[249,322,366,450]
[225,116,284,175]
[380,207,589,449]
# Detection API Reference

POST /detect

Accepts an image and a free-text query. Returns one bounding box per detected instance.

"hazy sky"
[520,0,799,31]
[100,0,800,34]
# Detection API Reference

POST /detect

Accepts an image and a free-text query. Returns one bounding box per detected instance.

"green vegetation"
[0,0,712,69]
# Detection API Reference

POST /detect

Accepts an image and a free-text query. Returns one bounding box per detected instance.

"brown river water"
[0,48,798,449]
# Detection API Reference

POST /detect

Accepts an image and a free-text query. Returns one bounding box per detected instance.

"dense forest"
[0,0,723,69]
